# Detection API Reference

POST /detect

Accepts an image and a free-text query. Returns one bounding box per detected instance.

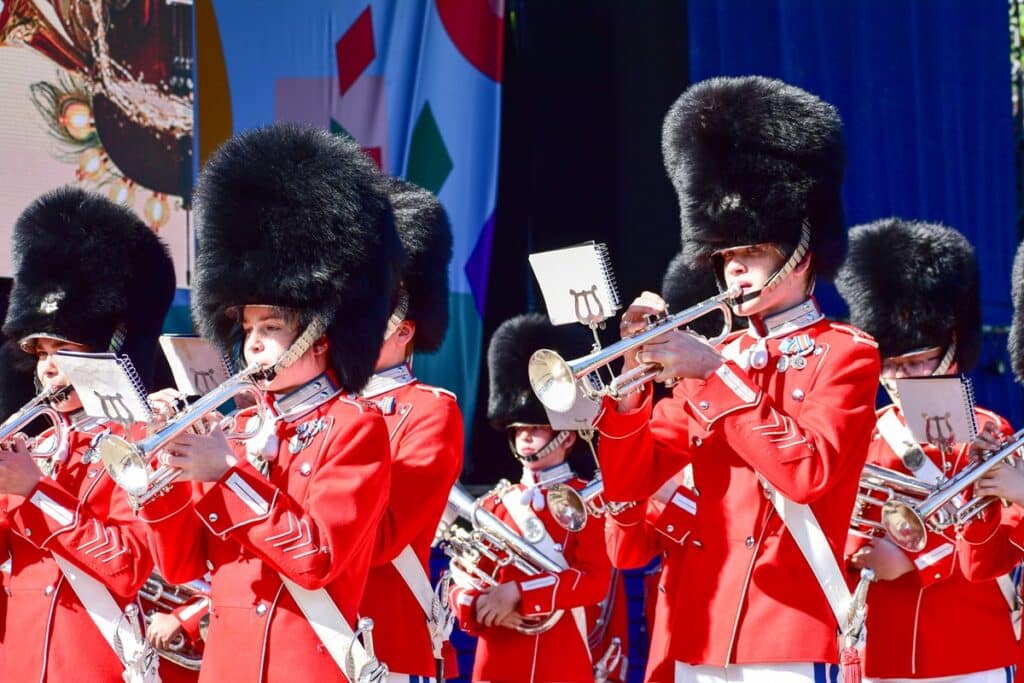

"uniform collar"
[272,372,340,423]
[748,297,824,340]
[520,461,574,488]
[361,363,416,398]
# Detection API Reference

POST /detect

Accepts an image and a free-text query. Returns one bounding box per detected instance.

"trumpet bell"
[528,349,579,413]
[881,500,928,552]
[547,483,588,531]
[96,436,151,497]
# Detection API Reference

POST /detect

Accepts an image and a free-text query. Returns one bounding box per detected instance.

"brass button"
[208,513,219,523]
[698,400,710,410]
[255,603,268,616]
[299,463,312,476]
[745,536,755,548]
[693,437,703,447]
[666,525,675,533]
[43,585,54,596]
[791,389,805,401]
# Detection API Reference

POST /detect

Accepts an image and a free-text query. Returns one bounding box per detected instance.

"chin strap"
[724,221,812,307]
[933,338,957,376]
[259,315,328,381]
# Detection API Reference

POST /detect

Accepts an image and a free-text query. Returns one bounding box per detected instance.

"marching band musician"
[448,313,627,683]
[357,177,464,682]
[836,219,1020,682]
[0,187,176,681]
[138,122,404,682]
[594,76,881,682]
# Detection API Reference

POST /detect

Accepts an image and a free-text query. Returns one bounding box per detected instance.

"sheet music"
[53,351,151,423]
[892,375,978,447]
[159,335,230,396]
[529,242,620,326]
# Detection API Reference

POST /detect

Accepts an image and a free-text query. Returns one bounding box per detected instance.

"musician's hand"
[849,537,914,581]
[148,388,188,423]
[637,329,723,382]
[975,457,1024,505]
[969,421,1004,461]
[0,434,42,497]
[494,611,527,630]
[160,424,237,483]
[146,612,184,650]
[474,581,521,627]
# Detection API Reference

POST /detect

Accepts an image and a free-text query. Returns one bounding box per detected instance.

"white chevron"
[282,519,315,556]
[77,520,105,551]
[266,511,299,544]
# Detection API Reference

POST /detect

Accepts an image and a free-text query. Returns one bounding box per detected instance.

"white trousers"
[674,662,839,683]
[865,668,1013,683]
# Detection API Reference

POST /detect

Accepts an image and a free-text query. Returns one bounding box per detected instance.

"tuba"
[439,483,566,635]
[529,286,739,412]
[95,364,269,509]
[139,573,210,670]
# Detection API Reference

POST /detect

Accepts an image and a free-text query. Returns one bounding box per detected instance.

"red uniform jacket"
[595,302,880,679]
[449,473,613,683]
[142,382,391,683]
[586,566,630,683]
[359,371,464,678]
[846,404,1021,678]
[0,417,155,682]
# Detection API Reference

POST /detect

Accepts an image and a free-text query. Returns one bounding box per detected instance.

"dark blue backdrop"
[689,0,1022,424]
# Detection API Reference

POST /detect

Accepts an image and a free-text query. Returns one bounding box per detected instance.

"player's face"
[34,337,87,413]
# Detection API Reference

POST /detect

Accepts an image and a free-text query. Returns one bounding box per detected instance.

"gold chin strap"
[383,289,410,342]
[933,338,957,376]
[758,221,812,298]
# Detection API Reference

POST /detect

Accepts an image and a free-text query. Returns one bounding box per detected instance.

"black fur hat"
[385,177,452,352]
[487,313,593,429]
[661,245,745,338]
[836,218,980,371]
[2,186,175,387]
[191,122,405,393]
[662,76,847,280]
[1009,241,1024,381]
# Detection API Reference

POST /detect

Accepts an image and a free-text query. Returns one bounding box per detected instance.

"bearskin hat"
[1009,241,1024,382]
[836,218,980,371]
[661,245,745,338]
[662,76,847,280]
[487,313,593,429]
[191,122,405,393]
[2,187,175,387]
[385,177,452,352]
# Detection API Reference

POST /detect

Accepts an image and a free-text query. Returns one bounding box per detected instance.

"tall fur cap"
[662,76,847,279]
[487,313,593,429]
[385,177,452,352]
[836,218,980,371]
[191,123,406,393]
[2,186,175,387]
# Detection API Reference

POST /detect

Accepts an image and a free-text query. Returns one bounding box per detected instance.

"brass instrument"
[594,636,624,683]
[0,385,71,460]
[440,483,566,635]
[850,463,940,542]
[139,573,210,670]
[528,286,740,412]
[95,364,268,508]
[547,475,634,533]
[881,428,1024,551]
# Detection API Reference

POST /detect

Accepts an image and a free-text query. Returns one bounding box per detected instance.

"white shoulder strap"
[765,488,853,629]
[500,489,589,655]
[391,544,450,657]
[280,575,384,682]
[53,554,159,683]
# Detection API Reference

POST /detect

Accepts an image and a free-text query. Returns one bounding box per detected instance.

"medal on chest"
[777,333,815,373]
[522,515,547,543]
[289,417,327,455]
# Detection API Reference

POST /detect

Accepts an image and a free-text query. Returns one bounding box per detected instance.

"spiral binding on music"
[595,243,621,312]
[961,374,979,440]
[117,354,153,421]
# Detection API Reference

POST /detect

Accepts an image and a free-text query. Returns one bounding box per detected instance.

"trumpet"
[529,286,740,412]
[94,364,269,509]
[139,573,210,670]
[440,483,566,635]
[0,385,72,460]
[850,463,941,541]
[881,428,1024,551]
[547,475,634,533]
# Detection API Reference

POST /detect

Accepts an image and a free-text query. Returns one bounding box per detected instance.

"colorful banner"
[0,0,195,288]
[203,0,504,437]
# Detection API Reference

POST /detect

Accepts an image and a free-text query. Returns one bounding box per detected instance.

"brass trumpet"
[95,364,269,509]
[851,463,941,542]
[139,573,210,670]
[0,385,72,460]
[440,483,566,635]
[547,475,633,532]
[881,428,1024,551]
[529,286,740,412]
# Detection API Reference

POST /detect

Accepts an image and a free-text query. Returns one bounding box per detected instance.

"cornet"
[139,573,210,670]
[851,463,942,542]
[529,286,740,412]
[0,385,72,460]
[546,475,634,533]
[95,364,269,509]
[881,428,1024,551]
[440,484,566,635]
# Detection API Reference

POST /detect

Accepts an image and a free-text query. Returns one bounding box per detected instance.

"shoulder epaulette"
[413,383,458,401]
[828,322,879,347]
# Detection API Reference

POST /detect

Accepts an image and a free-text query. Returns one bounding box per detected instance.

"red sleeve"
[172,596,210,644]
[604,504,663,569]
[518,513,612,617]
[140,481,210,585]
[193,406,391,590]
[373,393,463,563]
[683,345,880,504]
[7,476,154,599]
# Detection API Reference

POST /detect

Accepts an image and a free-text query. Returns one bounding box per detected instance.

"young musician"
[138,122,405,682]
[358,177,464,682]
[836,219,1019,682]
[449,313,626,683]
[595,76,881,682]
[0,187,175,681]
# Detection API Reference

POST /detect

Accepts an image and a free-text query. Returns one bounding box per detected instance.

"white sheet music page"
[892,375,978,448]
[159,335,229,396]
[52,351,151,423]
[528,242,620,326]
